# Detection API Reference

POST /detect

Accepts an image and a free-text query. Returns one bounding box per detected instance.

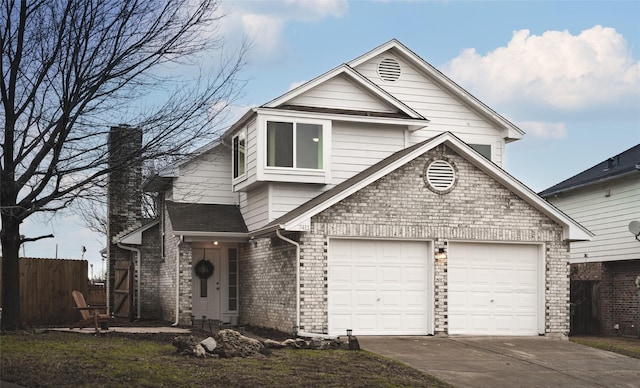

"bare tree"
[0,0,246,330]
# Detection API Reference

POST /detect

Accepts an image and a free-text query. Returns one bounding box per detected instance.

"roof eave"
[173,231,249,243]
[255,107,429,129]
[540,169,640,198]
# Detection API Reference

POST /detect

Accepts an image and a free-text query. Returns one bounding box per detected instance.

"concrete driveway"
[359,336,640,388]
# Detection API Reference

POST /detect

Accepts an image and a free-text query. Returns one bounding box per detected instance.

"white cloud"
[219,0,348,62]
[443,25,640,111]
[518,121,567,139]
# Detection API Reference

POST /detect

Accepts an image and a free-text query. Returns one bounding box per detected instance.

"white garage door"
[328,239,431,336]
[448,243,541,336]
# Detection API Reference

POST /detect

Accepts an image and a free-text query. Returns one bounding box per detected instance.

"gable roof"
[255,132,592,242]
[166,201,248,235]
[114,219,160,245]
[264,64,426,120]
[349,39,525,142]
[539,144,640,197]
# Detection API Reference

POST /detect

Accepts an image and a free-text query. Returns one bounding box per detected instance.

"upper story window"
[233,130,246,178]
[469,144,491,161]
[267,121,323,170]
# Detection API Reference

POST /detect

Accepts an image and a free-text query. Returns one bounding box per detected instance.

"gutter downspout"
[117,242,141,320]
[276,229,338,339]
[172,235,184,326]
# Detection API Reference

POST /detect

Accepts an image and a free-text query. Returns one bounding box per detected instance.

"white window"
[256,114,331,184]
[267,121,323,169]
[233,130,246,179]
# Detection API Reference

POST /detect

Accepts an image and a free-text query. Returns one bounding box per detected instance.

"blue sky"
[20,0,640,274]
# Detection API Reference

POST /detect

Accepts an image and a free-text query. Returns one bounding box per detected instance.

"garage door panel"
[448,243,540,336]
[355,292,377,308]
[329,239,431,336]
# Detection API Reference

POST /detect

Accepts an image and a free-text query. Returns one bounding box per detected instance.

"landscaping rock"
[200,337,217,352]
[262,339,283,349]
[193,343,206,358]
[172,335,199,355]
[213,329,264,358]
[309,337,329,350]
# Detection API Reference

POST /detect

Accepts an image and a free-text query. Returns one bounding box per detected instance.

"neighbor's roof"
[255,132,592,242]
[166,201,248,234]
[539,144,640,197]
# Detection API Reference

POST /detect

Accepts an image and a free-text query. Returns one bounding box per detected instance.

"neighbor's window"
[267,121,323,169]
[469,144,491,160]
[233,131,246,178]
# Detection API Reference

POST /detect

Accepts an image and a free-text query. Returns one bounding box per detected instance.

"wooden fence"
[0,257,105,325]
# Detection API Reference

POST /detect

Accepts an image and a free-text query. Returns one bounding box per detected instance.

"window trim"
[232,129,247,180]
[257,114,332,184]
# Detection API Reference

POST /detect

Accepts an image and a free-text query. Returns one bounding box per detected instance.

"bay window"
[267,121,323,169]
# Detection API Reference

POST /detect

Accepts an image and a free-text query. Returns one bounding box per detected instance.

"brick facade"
[600,260,640,336]
[138,224,162,319]
[238,238,297,334]
[239,145,570,336]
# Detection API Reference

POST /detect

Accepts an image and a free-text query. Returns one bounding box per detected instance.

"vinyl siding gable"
[548,176,640,263]
[287,73,396,113]
[172,146,235,205]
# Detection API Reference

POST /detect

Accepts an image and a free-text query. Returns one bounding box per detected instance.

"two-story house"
[540,144,640,337]
[109,40,591,337]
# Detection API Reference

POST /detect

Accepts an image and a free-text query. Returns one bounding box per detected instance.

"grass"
[570,336,640,359]
[0,331,452,387]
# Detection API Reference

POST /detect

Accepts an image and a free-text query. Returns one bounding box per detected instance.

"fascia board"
[263,65,424,120]
[280,131,591,242]
[173,231,249,240]
[254,107,428,130]
[116,221,160,245]
[443,140,593,241]
[349,39,524,140]
[221,108,258,139]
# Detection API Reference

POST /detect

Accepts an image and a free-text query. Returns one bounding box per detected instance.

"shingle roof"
[166,201,248,233]
[539,144,640,197]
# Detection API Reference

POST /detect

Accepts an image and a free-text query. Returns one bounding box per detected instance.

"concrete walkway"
[359,336,640,388]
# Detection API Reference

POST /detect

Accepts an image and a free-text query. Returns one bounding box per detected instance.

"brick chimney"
[107,125,143,318]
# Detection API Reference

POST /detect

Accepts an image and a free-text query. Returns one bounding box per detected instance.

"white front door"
[328,239,432,336]
[192,248,222,320]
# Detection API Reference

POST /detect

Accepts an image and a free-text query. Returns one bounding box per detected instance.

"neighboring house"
[108,39,592,337]
[540,144,640,336]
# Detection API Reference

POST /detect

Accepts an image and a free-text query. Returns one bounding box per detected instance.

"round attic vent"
[378,58,401,82]
[425,159,457,193]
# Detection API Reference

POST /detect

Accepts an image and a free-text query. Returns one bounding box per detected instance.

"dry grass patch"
[1,331,452,387]
[570,336,640,359]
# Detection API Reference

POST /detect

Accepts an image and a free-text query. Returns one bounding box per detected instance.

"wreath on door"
[194,259,214,279]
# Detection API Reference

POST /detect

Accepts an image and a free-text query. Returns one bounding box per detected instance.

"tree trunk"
[1,212,22,330]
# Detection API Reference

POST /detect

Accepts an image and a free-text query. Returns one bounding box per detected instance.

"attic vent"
[425,159,457,193]
[378,58,401,82]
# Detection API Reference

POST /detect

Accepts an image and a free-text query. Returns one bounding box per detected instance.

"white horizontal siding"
[240,188,269,231]
[354,54,505,141]
[331,121,405,184]
[548,177,640,263]
[288,74,394,113]
[172,146,235,204]
[269,183,325,221]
